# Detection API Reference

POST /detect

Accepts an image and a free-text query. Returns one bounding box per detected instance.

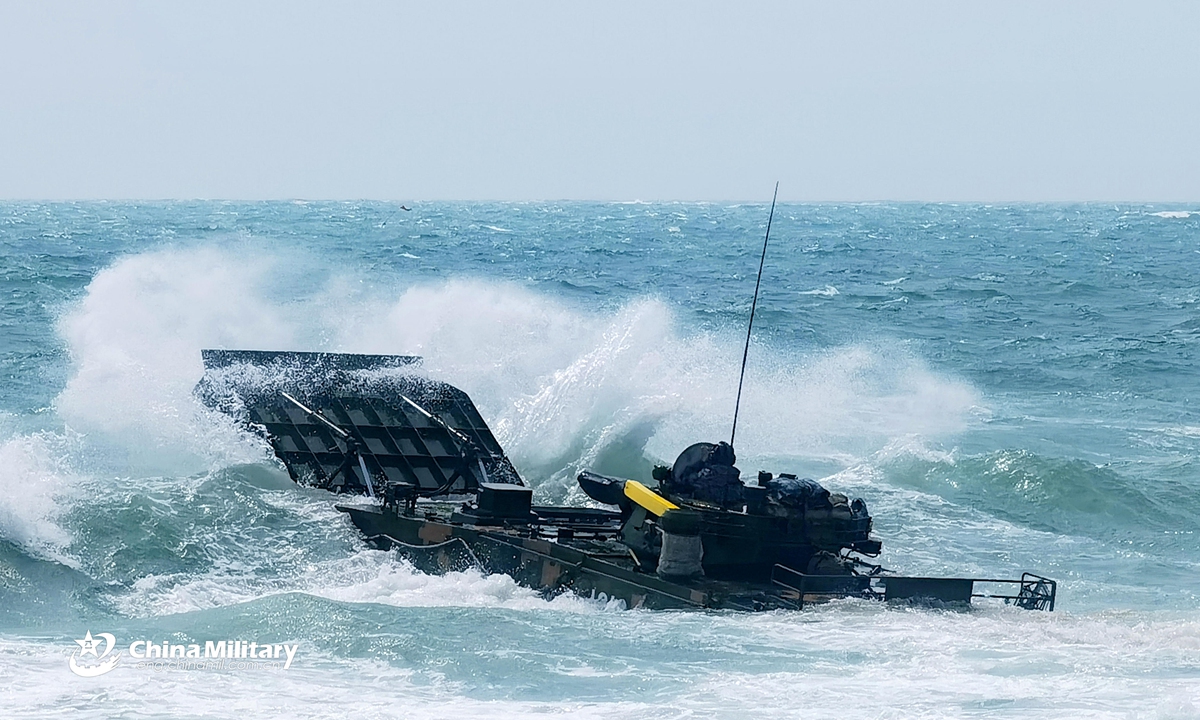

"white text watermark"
[68,631,300,677]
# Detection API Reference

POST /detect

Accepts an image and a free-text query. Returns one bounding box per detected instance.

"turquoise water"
[1,202,1198,718]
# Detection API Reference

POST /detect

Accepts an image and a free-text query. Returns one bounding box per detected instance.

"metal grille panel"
[196,350,522,494]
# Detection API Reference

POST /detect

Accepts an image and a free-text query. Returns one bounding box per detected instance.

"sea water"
[0,201,1198,718]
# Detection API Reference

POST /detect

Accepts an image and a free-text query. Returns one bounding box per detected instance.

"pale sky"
[2,1,1198,201]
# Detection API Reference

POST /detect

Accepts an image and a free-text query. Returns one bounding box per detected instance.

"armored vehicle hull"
[198,350,1057,613]
[337,501,1054,611]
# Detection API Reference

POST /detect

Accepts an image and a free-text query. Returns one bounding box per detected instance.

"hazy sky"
[2,1,1198,201]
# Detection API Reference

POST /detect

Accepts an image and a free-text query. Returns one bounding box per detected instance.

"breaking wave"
[0,431,78,556]
[0,244,982,595]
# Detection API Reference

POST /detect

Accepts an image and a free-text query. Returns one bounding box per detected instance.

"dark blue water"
[1,202,1198,718]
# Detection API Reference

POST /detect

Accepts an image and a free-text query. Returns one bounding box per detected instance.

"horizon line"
[2,197,1198,205]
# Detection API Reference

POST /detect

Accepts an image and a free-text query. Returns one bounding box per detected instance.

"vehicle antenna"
[730,182,779,450]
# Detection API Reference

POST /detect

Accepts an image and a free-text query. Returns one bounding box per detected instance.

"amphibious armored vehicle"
[197,349,1056,612]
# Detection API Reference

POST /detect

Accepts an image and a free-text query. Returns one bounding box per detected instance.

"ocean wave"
[4,601,1200,719]
[879,447,1200,547]
[0,431,79,557]
[43,246,981,502]
[328,280,978,495]
[52,246,287,475]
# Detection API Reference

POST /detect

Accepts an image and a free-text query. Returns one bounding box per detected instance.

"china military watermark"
[68,631,300,677]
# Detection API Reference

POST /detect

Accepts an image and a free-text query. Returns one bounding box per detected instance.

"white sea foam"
[2,244,979,575]
[4,607,1200,719]
[1161,425,1200,439]
[0,431,78,555]
[798,285,839,297]
[326,277,979,491]
[1150,211,1195,219]
[306,551,625,613]
[53,247,287,475]
[114,543,622,618]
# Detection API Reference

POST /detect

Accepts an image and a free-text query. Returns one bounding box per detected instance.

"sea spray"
[0,431,79,554]
[46,247,982,496]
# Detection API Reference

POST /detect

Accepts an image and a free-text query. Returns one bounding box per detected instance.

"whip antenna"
[730,182,779,449]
